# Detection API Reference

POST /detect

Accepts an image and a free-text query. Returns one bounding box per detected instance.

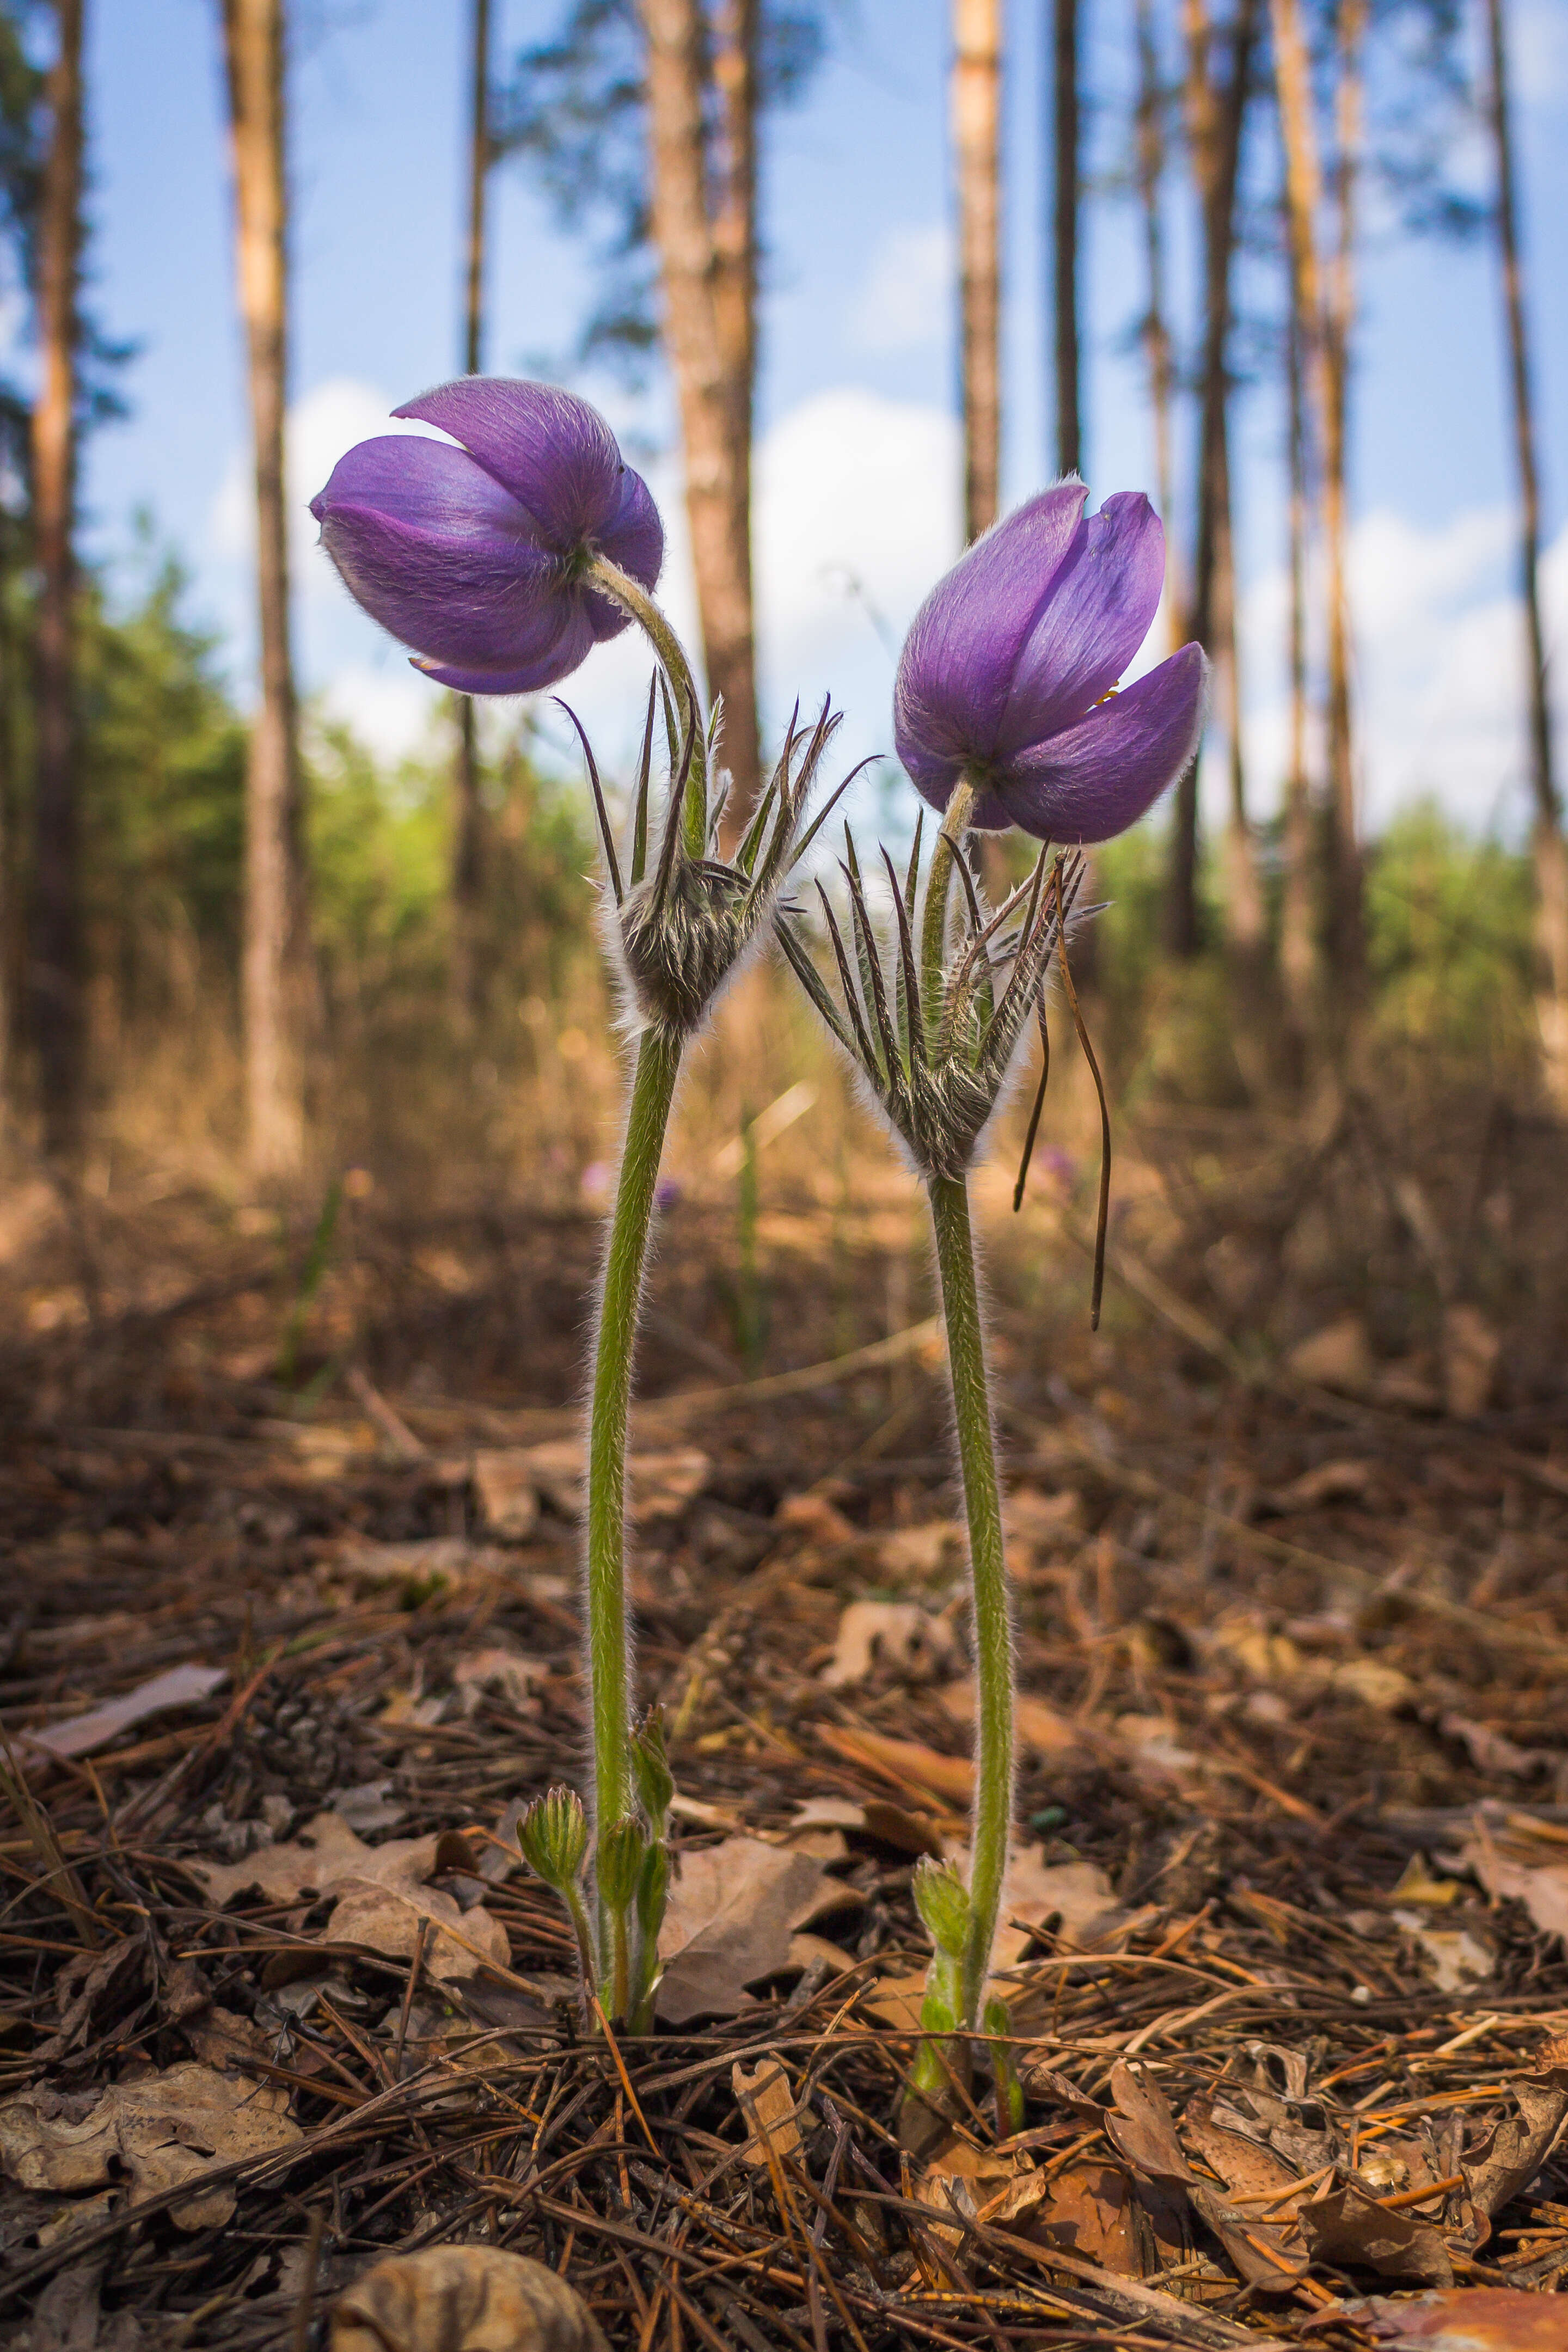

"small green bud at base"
[635,1837,670,1945]
[982,1993,1025,2135]
[518,1787,589,1892]
[630,1705,675,1837]
[912,1856,971,1958]
[596,1815,650,1911]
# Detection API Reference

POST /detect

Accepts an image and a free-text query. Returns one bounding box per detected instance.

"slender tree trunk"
[1164,0,1257,959]
[30,0,85,1159]
[954,0,1002,539]
[1279,283,1318,1032]
[451,0,491,1022]
[1050,0,1081,481]
[224,0,307,1178]
[639,0,761,838]
[1271,0,1326,1037]
[1135,0,1180,636]
[1321,0,1365,999]
[1214,420,1263,957]
[1485,0,1567,1106]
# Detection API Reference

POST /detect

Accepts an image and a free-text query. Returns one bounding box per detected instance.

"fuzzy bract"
[309,377,663,696]
[893,482,1208,840]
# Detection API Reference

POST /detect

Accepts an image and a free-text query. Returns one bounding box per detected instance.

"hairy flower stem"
[928,1169,1012,2025]
[586,1021,683,1994]
[590,554,707,844]
[920,777,977,1015]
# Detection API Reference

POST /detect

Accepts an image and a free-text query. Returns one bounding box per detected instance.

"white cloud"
[848,224,953,356]
[1235,500,1567,837]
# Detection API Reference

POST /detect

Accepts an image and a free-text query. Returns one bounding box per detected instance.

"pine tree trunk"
[955,0,1002,538]
[1164,0,1257,959]
[1321,0,1365,1000]
[29,0,85,1159]
[1135,0,1180,635]
[451,0,491,1022]
[1050,0,1081,481]
[1485,0,1568,1106]
[223,0,307,1178]
[639,0,761,838]
[1271,0,1325,1038]
[1279,284,1318,1034]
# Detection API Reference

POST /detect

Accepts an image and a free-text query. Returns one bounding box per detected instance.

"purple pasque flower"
[309,378,663,696]
[893,482,1207,841]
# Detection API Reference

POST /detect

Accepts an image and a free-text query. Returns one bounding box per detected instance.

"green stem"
[920,778,977,1032]
[927,1168,1012,2028]
[589,555,707,847]
[586,1024,683,1841]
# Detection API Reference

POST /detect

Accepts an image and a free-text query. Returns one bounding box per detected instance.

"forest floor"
[3,1091,1568,2351]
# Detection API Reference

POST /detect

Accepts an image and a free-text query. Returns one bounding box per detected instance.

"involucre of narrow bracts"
[777,816,1087,1183]
[561,688,867,1038]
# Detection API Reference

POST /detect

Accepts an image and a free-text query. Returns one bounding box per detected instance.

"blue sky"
[76,0,1568,837]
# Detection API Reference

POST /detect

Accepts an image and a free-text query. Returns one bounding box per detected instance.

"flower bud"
[630,1705,675,1837]
[563,687,863,1042]
[912,1856,972,1959]
[518,1786,589,1892]
[596,1816,650,1912]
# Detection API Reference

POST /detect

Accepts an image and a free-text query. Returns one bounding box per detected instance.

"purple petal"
[994,492,1167,756]
[599,463,665,590]
[893,483,1089,776]
[314,437,575,671]
[394,378,624,552]
[413,607,597,696]
[901,755,1016,834]
[583,467,666,642]
[993,642,1209,843]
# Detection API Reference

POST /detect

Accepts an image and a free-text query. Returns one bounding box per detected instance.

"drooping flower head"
[893,483,1206,841]
[309,378,663,696]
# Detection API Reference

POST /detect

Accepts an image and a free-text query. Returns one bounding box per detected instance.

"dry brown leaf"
[1442,1304,1501,1419]
[914,2135,1030,2251]
[985,1847,1132,1965]
[1343,2289,1568,2349]
[655,1836,860,2024]
[820,1601,958,1688]
[20,1663,227,1761]
[1461,1824,1568,1950]
[188,1810,509,1981]
[1392,1910,1493,1991]
[938,1677,1105,1762]
[470,1450,540,1539]
[1011,2160,1156,2278]
[1441,1714,1544,1778]
[330,2246,608,2352]
[1181,2090,1301,2208]
[0,2063,300,2231]
[814,1722,974,1806]
[732,2057,803,2170]
[1462,2078,1568,2221]
[774,1490,857,1546]
[871,1520,964,1577]
[1287,1316,1374,1393]
[449,1647,547,1717]
[516,1440,708,1522]
[1004,1486,1085,1546]
[11,2259,145,2352]
[1296,2179,1453,2287]
[1270,1458,1376,1510]
[1331,1658,1415,1713]
[1103,2059,1202,2185]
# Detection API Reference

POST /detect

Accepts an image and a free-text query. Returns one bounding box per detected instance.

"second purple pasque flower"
[310,377,663,696]
[893,482,1206,841]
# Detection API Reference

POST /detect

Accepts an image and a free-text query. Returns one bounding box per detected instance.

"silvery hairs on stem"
[776,815,1089,1183]
[559,680,872,1038]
